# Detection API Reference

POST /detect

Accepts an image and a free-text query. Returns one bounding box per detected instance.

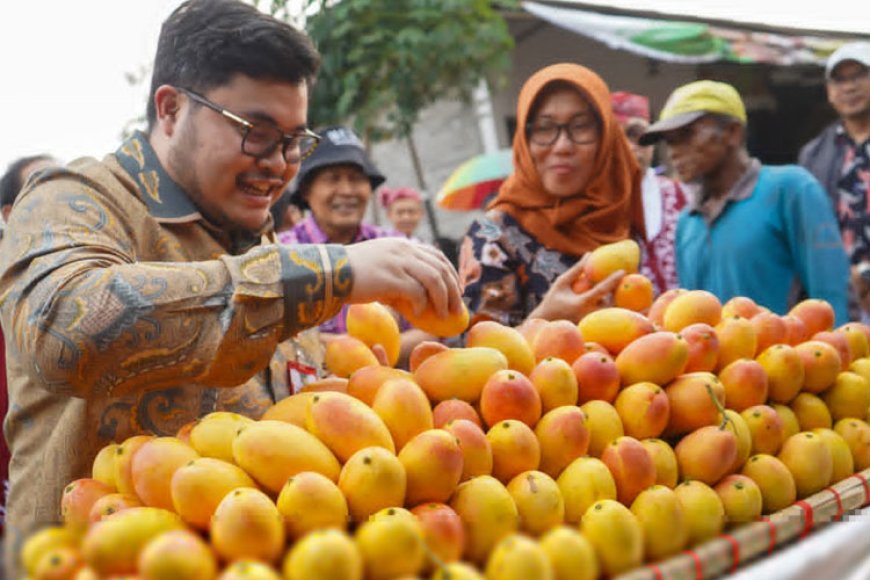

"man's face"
[827,61,870,120]
[661,116,734,184]
[303,164,372,239]
[166,75,309,233]
[387,197,424,237]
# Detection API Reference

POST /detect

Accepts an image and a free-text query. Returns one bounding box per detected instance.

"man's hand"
[528,254,624,323]
[346,238,463,320]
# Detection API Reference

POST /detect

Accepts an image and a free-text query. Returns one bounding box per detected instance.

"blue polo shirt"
[676,164,849,325]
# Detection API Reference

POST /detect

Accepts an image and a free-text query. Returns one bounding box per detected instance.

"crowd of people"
[0,0,867,574]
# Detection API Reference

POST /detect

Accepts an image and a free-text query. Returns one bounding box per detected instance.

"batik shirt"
[836,127,870,265]
[278,216,405,334]
[0,132,350,569]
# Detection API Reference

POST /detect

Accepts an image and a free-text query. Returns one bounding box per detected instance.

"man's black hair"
[146,0,320,129]
[0,154,54,206]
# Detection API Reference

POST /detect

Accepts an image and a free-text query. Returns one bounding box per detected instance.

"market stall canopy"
[523,1,870,66]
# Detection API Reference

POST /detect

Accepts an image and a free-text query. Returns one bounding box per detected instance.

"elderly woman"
[379,186,425,239]
[459,63,646,327]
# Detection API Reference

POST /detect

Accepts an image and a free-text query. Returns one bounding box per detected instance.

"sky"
[0,0,867,174]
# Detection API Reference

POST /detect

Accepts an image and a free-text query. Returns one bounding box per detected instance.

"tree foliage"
[292,0,518,142]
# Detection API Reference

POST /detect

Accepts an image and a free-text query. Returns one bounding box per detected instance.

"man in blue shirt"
[640,80,850,324]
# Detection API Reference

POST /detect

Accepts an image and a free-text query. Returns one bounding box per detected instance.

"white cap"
[826,41,870,79]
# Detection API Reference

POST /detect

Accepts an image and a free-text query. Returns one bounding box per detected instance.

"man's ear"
[153,85,185,137]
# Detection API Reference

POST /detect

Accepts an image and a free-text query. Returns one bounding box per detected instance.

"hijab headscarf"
[489,63,644,257]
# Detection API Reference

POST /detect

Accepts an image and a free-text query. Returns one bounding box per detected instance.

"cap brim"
[289,145,386,207]
[638,111,707,145]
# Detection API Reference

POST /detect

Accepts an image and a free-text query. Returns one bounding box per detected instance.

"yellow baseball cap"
[639,80,747,145]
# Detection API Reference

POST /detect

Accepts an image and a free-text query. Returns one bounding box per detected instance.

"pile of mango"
[19,245,870,580]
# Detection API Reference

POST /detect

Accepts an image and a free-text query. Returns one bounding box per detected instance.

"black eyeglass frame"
[178,87,320,163]
[525,119,601,147]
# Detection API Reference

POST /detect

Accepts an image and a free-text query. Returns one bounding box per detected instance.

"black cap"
[288,126,385,208]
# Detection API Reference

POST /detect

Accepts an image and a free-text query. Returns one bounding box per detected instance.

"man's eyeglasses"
[178,88,320,163]
[526,119,600,146]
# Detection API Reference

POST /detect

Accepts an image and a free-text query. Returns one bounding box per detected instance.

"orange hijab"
[489,63,644,257]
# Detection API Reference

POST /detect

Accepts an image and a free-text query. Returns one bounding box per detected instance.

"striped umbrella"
[435,148,513,211]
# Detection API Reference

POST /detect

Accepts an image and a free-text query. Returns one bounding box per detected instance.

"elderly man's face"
[827,61,870,120]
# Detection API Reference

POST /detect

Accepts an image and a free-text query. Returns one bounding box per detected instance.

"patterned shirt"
[0,132,351,564]
[641,170,687,294]
[836,127,870,265]
[279,215,405,334]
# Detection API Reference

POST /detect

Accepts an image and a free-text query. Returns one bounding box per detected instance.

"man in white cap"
[799,42,870,320]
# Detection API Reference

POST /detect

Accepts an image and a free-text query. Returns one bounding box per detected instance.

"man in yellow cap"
[641,80,849,323]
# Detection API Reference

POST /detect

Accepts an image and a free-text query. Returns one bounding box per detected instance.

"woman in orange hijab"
[459,63,645,326]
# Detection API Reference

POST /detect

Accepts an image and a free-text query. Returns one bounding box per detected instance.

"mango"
[354,515,426,580]
[814,331,853,371]
[219,561,281,579]
[409,340,449,373]
[233,420,340,493]
[824,371,870,421]
[467,320,536,375]
[580,500,643,576]
[790,393,832,430]
[664,372,726,436]
[395,300,470,338]
[714,316,758,372]
[61,478,114,535]
[741,405,785,456]
[773,404,802,441]
[740,454,797,514]
[113,435,154,498]
[721,296,762,320]
[277,471,348,540]
[444,419,493,481]
[517,317,549,350]
[757,344,805,404]
[782,314,810,345]
[82,507,184,576]
[641,438,679,489]
[534,406,589,478]
[530,357,579,412]
[572,351,620,404]
[484,534,555,580]
[833,418,870,471]
[630,485,688,560]
[724,410,753,473]
[582,239,640,285]
[170,457,256,530]
[282,529,362,580]
[431,562,485,580]
[371,378,433,451]
[663,290,722,332]
[675,425,737,486]
[339,447,406,523]
[852,357,870,385]
[414,347,508,403]
[788,298,835,337]
[583,341,610,355]
[778,432,833,498]
[346,302,401,367]
[346,366,412,406]
[189,412,253,464]
[812,428,854,484]
[577,308,654,355]
[601,436,656,506]
[410,503,465,567]
[718,358,769,412]
[433,398,482,428]
[539,526,599,580]
[449,475,519,565]
[34,546,84,580]
[750,311,788,356]
[556,457,617,524]
[615,382,670,439]
[681,322,720,373]
[479,369,542,429]
[89,493,143,523]
[260,392,317,428]
[580,400,624,457]
[399,429,464,505]
[138,529,218,580]
[131,437,199,511]
[306,392,395,462]
[211,488,284,564]
[532,320,586,364]
[487,419,541,484]
[673,480,725,545]
[91,444,119,489]
[21,526,79,578]
[837,323,870,361]
[506,470,565,537]
[615,331,689,386]
[648,288,687,328]
[324,335,380,378]
[613,273,655,313]
[296,375,350,393]
[714,474,762,525]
